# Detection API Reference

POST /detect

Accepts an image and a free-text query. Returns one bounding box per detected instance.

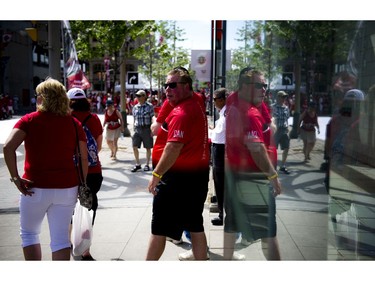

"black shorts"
[151,169,209,240]
[224,170,277,242]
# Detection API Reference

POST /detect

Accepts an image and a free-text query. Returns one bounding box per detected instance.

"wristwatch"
[10,176,19,183]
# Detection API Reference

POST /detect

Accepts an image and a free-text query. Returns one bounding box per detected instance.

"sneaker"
[166,237,183,245]
[81,254,96,261]
[178,249,210,261]
[240,237,251,246]
[279,166,290,174]
[143,165,150,171]
[232,252,246,261]
[131,165,142,172]
[211,217,223,226]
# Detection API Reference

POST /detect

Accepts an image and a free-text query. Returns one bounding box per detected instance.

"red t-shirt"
[72,111,103,174]
[226,96,277,172]
[152,95,209,172]
[156,92,204,123]
[105,109,121,129]
[15,111,87,188]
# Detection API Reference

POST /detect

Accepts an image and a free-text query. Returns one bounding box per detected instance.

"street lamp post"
[120,39,131,137]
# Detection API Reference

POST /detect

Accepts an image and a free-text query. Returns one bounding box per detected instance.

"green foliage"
[69,20,190,90]
[132,20,189,89]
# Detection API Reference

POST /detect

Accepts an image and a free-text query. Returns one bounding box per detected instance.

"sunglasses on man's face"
[164,82,186,89]
[245,82,268,90]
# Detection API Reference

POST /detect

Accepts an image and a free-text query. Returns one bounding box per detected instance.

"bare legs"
[23,244,70,260]
[132,147,140,165]
[146,232,207,260]
[303,140,316,161]
[146,235,166,260]
[23,244,42,260]
[281,148,289,167]
[261,237,281,260]
[190,232,208,260]
[223,232,237,260]
[132,148,152,166]
[223,233,281,260]
[107,138,119,159]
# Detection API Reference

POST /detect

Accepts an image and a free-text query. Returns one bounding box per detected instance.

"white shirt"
[210,105,226,144]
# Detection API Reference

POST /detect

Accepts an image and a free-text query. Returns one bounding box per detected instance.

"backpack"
[75,114,98,167]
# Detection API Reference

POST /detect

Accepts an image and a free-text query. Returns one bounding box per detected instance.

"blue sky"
[175,21,245,51]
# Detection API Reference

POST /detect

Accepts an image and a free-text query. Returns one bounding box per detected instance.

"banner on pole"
[62,21,90,90]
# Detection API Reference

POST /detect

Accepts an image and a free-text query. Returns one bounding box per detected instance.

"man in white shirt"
[209,88,228,226]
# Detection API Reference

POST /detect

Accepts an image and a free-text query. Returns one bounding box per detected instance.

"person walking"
[102,99,124,160]
[67,88,104,261]
[224,68,282,261]
[3,78,88,260]
[210,87,228,226]
[145,67,210,261]
[272,90,291,174]
[130,90,155,173]
[298,101,320,162]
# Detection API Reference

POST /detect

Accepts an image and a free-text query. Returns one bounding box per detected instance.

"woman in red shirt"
[298,102,320,162]
[102,99,124,159]
[68,88,103,260]
[3,78,88,260]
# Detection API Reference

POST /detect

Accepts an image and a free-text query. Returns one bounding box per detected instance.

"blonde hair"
[36,77,70,116]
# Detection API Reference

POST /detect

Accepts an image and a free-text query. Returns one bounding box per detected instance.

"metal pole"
[120,40,131,137]
[48,21,61,80]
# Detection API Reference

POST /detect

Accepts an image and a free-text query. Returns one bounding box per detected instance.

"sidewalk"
[0,115,369,262]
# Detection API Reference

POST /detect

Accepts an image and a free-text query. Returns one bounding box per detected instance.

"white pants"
[19,187,78,252]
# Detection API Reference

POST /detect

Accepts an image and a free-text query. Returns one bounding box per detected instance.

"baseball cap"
[67,88,86,100]
[277,91,288,97]
[344,89,365,101]
[135,90,146,97]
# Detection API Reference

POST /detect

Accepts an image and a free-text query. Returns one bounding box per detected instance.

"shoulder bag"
[72,118,93,209]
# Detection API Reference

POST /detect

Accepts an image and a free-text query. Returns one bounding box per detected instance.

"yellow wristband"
[267,173,278,180]
[152,171,163,179]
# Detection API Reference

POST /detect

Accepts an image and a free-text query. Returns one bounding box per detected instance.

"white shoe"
[241,237,251,246]
[178,249,210,261]
[232,252,246,261]
[166,237,183,245]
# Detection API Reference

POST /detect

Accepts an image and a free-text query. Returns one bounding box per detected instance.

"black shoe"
[211,217,223,226]
[81,254,96,261]
[131,165,142,172]
[143,165,150,171]
[279,166,290,174]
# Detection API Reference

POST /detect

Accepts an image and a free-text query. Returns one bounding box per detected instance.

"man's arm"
[147,141,184,195]
[246,142,282,196]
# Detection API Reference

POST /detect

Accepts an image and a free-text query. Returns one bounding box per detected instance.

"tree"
[69,20,156,136]
[133,20,189,94]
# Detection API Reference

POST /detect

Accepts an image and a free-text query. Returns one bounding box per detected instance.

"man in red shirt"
[146,67,210,261]
[224,68,282,260]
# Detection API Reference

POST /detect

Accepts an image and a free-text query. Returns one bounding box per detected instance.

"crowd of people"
[5,64,372,262]
[0,94,15,120]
